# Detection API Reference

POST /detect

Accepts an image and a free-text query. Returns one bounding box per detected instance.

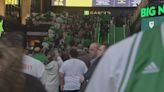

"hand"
[80,75,85,83]
[60,85,64,91]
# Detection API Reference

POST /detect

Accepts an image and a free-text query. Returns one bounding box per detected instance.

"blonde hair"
[0,42,25,92]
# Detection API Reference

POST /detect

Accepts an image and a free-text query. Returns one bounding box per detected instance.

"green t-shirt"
[33,53,49,64]
[119,25,164,92]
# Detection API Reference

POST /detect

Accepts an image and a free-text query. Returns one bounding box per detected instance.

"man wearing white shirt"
[59,48,88,92]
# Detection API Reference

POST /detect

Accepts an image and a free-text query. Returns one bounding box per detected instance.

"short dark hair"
[0,32,27,49]
[69,48,78,58]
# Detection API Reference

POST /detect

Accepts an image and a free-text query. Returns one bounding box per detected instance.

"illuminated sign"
[52,0,65,6]
[84,10,90,15]
[5,0,18,5]
[52,0,141,7]
[90,11,111,15]
[95,0,111,6]
[115,0,127,7]
[66,0,92,7]
[83,10,111,15]
[141,5,164,18]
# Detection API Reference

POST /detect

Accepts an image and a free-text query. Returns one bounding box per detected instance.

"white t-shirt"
[59,58,88,90]
[23,55,45,79]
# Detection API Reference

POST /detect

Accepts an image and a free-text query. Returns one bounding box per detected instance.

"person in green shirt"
[33,45,49,64]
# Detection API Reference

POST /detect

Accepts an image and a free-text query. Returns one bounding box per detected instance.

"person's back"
[0,42,25,92]
[59,48,88,92]
[0,41,46,92]
[43,61,59,92]
[60,58,88,91]
[42,48,60,92]
[0,32,45,80]
[23,55,45,79]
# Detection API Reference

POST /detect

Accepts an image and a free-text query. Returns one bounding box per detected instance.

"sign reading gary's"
[141,5,164,18]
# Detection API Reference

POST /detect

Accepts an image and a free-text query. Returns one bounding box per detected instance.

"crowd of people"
[29,36,109,92]
[27,11,112,49]
[0,13,109,92]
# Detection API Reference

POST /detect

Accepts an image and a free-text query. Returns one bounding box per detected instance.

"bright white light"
[131,0,141,6]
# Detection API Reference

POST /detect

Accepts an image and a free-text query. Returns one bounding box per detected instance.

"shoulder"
[62,59,69,65]
[109,33,138,53]
[104,32,143,59]
[46,60,58,67]
[60,59,70,68]
[23,55,44,66]
[24,55,40,62]
[76,59,86,65]
[97,33,141,73]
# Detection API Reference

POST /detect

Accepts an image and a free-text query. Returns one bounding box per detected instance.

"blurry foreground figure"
[0,42,46,92]
[1,32,45,81]
[85,23,164,92]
